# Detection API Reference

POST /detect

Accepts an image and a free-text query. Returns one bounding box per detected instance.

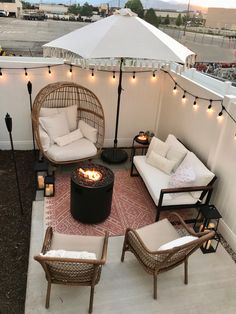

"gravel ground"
[0,150,35,314]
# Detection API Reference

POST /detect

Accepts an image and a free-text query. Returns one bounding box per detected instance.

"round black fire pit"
[70,163,114,224]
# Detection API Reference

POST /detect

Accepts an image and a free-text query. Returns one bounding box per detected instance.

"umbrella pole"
[101,58,128,164]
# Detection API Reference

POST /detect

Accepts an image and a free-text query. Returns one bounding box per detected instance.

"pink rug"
[44,170,156,236]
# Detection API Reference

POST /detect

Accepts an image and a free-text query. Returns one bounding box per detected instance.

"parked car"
[0,10,7,17]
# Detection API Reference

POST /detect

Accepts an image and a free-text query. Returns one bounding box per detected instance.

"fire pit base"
[70,163,114,224]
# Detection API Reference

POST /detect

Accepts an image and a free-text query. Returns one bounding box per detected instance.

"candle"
[207,223,215,229]
[203,240,211,250]
[38,175,44,189]
[45,187,51,196]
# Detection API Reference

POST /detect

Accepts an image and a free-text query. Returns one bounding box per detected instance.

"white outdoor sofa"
[131,134,217,221]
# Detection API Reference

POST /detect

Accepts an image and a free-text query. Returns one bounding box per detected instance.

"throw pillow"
[165,134,188,155]
[39,125,50,151]
[146,136,170,158]
[39,112,70,144]
[42,250,96,259]
[178,151,215,199]
[78,120,98,144]
[55,128,83,147]
[147,150,176,174]
[158,236,198,251]
[40,105,77,132]
[168,164,196,198]
[166,146,187,172]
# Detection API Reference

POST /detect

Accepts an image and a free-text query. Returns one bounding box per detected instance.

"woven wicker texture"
[32,81,105,164]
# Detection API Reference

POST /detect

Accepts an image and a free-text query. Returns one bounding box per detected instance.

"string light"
[207,99,213,112]
[112,71,115,79]
[0,68,2,77]
[24,68,28,77]
[69,64,72,75]
[182,91,186,102]
[173,83,177,93]
[91,68,94,77]
[152,71,156,78]
[193,96,198,106]
[132,71,136,80]
[48,66,51,75]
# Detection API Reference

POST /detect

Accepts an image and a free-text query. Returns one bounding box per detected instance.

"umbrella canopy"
[43,9,195,67]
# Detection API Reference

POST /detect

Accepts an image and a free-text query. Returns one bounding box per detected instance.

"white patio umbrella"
[43,9,195,163]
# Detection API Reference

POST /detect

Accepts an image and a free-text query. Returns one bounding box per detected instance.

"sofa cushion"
[158,235,198,251]
[40,105,77,132]
[47,138,97,162]
[39,112,70,144]
[166,146,187,172]
[78,120,98,144]
[134,156,197,206]
[146,136,169,158]
[178,152,215,199]
[147,150,176,175]
[55,128,83,147]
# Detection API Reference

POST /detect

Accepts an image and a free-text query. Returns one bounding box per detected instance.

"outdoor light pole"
[27,80,36,159]
[183,0,191,36]
[5,113,24,215]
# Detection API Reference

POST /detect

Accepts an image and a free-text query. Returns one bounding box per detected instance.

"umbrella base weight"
[101,148,128,164]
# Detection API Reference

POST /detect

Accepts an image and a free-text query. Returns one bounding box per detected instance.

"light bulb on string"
[48,66,51,76]
[193,97,198,109]
[112,71,115,79]
[69,64,72,75]
[207,99,213,112]
[0,68,2,78]
[217,107,224,121]
[91,68,94,77]
[132,71,136,80]
[152,71,156,79]
[182,91,186,103]
[173,83,177,94]
[24,68,28,77]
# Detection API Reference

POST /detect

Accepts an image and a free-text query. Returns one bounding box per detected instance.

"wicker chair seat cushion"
[51,232,105,259]
[158,235,198,251]
[134,155,197,206]
[47,138,97,162]
[136,218,180,251]
[40,105,78,131]
[55,129,83,147]
[42,250,97,259]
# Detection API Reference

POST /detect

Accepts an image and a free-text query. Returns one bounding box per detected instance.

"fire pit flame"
[78,168,102,182]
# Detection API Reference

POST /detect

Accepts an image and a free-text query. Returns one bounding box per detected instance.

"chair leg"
[184,259,188,285]
[45,281,51,309]
[89,286,95,314]
[155,207,160,221]
[121,233,128,262]
[153,274,157,299]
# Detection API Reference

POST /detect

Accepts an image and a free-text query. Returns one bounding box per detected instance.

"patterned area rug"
[44,170,156,236]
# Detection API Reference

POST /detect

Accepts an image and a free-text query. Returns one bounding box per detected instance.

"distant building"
[206,8,236,30]
[152,9,205,25]
[0,0,22,17]
[39,4,68,15]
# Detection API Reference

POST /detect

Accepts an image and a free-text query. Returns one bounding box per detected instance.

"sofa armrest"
[158,185,213,209]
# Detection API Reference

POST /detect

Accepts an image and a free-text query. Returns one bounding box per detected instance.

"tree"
[125,0,144,18]
[80,2,93,17]
[145,8,159,28]
[164,14,170,25]
[68,4,81,15]
[21,1,34,9]
[157,15,162,25]
[176,13,182,26]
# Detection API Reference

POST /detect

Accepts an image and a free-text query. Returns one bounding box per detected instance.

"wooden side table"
[130,135,150,176]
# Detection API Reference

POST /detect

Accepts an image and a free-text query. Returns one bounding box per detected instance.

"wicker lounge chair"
[121,212,214,299]
[32,81,105,164]
[34,227,108,313]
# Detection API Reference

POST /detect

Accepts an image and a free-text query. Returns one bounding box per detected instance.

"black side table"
[130,135,150,176]
[193,205,222,253]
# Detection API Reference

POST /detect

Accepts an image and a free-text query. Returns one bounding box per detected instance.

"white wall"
[158,69,236,251]
[0,58,160,150]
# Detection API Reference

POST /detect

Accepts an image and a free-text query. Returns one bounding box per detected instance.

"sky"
[171,0,236,9]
